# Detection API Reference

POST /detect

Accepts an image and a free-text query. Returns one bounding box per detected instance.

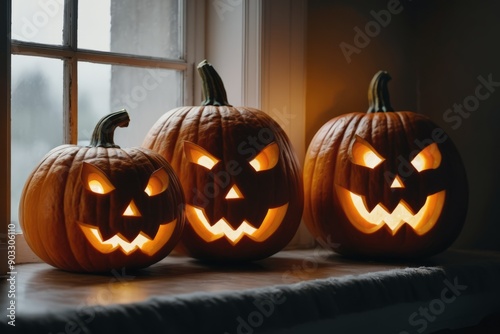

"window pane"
[11,0,64,45]
[78,0,183,59]
[11,56,64,231]
[78,62,182,148]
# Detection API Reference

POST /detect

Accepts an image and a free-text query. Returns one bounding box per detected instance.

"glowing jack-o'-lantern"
[143,60,303,262]
[19,110,185,272]
[303,71,468,259]
[183,141,288,246]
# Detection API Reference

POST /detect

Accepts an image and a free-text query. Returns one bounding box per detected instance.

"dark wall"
[415,0,500,250]
[306,0,500,251]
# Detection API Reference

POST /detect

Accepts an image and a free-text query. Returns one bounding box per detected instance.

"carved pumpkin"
[143,60,303,262]
[19,110,185,272]
[303,71,468,259]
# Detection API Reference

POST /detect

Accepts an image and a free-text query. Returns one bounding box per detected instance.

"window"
[1,0,310,266]
[10,0,192,233]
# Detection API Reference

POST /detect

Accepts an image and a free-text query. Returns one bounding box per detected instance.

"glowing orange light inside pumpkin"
[249,142,279,171]
[351,136,384,169]
[184,141,220,170]
[89,179,105,194]
[343,140,446,235]
[336,186,446,235]
[123,200,141,217]
[84,169,115,195]
[182,140,287,245]
[411,143,442,172]
[225,185,244,199]
[391,175,405,188]
[145,168,170,196]
[185,203,288,245]
[79,220,177,255]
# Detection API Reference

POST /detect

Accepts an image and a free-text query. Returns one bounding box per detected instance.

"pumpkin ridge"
[163,107,192,166]
[22,152,59,266]
[344,114,365,196]
[170,108,191,170]
[45,149,81,269]
[19,145,69,248]
[145,111,174,153]
[49,150,83,269]
[308,124,333,237]
[66,147,96,271]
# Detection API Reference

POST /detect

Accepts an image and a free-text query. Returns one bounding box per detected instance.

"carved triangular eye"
[145,168,169,197]
[249,142,279,172]
[411,143,442,172]
[81,163,115,194]
[184,141,220,170]
[351,136,385,169]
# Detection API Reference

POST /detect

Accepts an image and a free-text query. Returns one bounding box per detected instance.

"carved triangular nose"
[390,175,405,189]
[123,200,142,217]
[225,185,244,199]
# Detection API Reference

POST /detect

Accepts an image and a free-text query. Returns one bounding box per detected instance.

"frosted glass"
[78,62,182,148]
[11,0,65,45]
[11,55,64,230]
[78,0,182,59]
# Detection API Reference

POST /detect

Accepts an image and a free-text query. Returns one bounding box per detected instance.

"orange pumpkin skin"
[19,111,185,272]
[303,72,468,259]
[143,61,303,262]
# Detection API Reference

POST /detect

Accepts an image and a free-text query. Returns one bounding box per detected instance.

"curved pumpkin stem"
[89,109,130,148]
[197,60,232,107]
[367,70,394,113]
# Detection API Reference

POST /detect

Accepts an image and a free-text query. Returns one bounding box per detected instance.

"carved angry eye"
[145,168,170,196]
[351,136,385,169]
[411,143,442,172]
[81,162,116,194]
[249,142,279,172]
[184,141,220,170]
[82,162,170,197]
[184,141,280,173]
[81,163,170,217]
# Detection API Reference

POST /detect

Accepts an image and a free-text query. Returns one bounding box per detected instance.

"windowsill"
[4,248,500,333]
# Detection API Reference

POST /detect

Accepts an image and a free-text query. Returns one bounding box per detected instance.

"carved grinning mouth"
[336,186,446,235]
[78,219,177,255]
[185,203,289,245]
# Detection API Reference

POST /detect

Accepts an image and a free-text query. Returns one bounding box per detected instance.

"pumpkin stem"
[367,70,394,113]
[198,60,232,107]
[88,109,130,148]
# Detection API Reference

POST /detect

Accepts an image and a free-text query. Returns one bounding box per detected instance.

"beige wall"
[306,0,500,251]
[306,0,418,145]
